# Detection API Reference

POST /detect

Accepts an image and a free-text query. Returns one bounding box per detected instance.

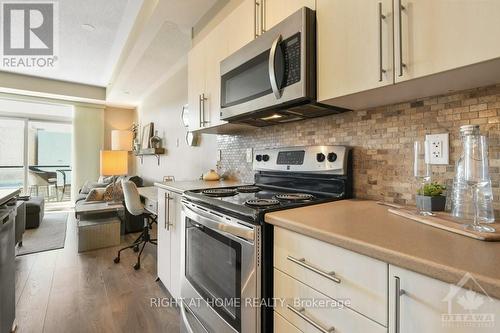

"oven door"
[220,7,314,121]
[181,201,260,333]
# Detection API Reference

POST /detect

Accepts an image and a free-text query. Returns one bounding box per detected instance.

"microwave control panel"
[282,33,301,87]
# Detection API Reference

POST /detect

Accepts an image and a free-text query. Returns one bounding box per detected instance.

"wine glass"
[414,141,432,216]
[463,135,495,233]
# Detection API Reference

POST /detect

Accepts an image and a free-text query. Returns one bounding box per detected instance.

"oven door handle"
[183,204,255,242]
[269,34,283,99]
[180,302,208,333]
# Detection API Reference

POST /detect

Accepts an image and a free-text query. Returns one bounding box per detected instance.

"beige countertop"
[265,199,500,299]
[154,180,248,194]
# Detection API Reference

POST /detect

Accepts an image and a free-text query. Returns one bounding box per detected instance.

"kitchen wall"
[217,84,500,214]
[136,64,218,185]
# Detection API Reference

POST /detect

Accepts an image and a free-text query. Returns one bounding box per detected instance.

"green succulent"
[418,182,446,197]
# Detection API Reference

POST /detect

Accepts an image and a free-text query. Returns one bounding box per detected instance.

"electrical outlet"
[425,133,449,165]
[217,150,222,162]
[246,148,253,163]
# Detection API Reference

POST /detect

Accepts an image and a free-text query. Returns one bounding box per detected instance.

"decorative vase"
[149,130,161,149]
[416,195,446,212]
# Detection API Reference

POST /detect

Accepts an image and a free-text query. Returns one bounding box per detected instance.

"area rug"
[16,212,68,256]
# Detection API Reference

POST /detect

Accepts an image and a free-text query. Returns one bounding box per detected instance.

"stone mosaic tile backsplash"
[217,84,500,214]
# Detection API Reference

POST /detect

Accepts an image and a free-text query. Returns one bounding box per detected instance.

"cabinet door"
[389,265,500,333]
[157,188,171,289]
[317,0,394,102]
[168,191,183,300]
[395,0,500,82]
[187,41,205,131]
[264,0,315,31]
[203,23,228,128]
[226,0,255,55]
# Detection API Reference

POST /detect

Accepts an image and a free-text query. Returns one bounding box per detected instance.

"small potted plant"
[416,182,447,212]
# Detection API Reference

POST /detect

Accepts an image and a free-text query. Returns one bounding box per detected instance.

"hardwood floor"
[14,213,180,333]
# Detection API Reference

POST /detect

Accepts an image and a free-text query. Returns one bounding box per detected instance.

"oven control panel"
[253,145,350,175]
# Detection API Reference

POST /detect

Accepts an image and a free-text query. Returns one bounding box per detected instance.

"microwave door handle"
[269,34,282,99]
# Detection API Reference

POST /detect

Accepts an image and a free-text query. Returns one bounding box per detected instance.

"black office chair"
[113,180,157,270]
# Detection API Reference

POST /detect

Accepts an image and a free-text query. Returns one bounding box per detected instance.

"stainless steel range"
[180,145,352,333]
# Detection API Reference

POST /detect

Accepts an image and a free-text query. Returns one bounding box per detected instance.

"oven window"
[185,217,242,330]
[221,50,272,108]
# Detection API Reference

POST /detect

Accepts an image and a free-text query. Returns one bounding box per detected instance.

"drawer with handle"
[274,311,302,333]
[274,227,388,325]
[274,268,387,333]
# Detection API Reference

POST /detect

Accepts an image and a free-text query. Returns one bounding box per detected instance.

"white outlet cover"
[217,150,222,162]
[246,148,253,163]
[425,133,449,165]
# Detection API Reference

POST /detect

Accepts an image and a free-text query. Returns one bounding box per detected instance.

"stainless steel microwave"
[220,7,347,127]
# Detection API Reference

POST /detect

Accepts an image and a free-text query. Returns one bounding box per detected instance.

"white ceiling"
[106,0,218,107]
[0,0,144,87]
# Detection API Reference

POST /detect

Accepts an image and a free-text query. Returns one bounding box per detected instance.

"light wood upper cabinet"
[226,0,255,55]
[187,41,206,131]
[317,0,394,102]
[202,23,228,128]
[264,0,315,31]
[389,265,500,333]
[395,0,500,83]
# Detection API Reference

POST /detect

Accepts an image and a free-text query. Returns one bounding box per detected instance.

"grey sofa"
[75,176,145,233]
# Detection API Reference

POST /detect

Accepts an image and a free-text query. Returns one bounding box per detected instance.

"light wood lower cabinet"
[389,265,500,333]
[274,269,387,333]
[157,188,183,300]
[274,227,388,325]
[274,311,302,333]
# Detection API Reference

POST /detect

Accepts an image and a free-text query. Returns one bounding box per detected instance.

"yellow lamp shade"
[100,150,128,176]
[111,130,133,151]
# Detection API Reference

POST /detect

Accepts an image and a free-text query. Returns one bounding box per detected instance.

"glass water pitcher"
[451,125,495,225]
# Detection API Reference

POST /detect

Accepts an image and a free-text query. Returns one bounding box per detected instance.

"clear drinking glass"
[463,135,496,233]
[414,141,432,216]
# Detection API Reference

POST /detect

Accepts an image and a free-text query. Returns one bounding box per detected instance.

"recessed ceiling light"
[81,23,96,32]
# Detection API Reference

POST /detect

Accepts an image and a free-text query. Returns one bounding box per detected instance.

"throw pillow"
[81,181,108,194]
[103,183,115,202]
[98,175,115,184]
[114,180,124,201]
[85,188,105,202]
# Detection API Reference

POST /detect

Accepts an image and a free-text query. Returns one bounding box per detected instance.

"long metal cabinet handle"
[198,94,202,128]
[254,1,260,38]
[287,305,335,333]
[199,93,208,127]
[165,192,173,230]
[378,2,386,82]
[394,276,405,333]
[261,0,266,33]
[398,0,406,76]
[269,34,282,99]
[287,256,341,284]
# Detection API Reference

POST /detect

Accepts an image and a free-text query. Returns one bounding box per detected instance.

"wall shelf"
[134,148,165,165]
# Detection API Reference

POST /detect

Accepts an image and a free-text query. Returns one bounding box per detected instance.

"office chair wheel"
[114,257,120,263]
[133,245,139,252]
[133,262,140,270]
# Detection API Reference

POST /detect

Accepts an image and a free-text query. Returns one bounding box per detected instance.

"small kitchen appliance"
[180,145,352,333]
[219,7,348,127]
